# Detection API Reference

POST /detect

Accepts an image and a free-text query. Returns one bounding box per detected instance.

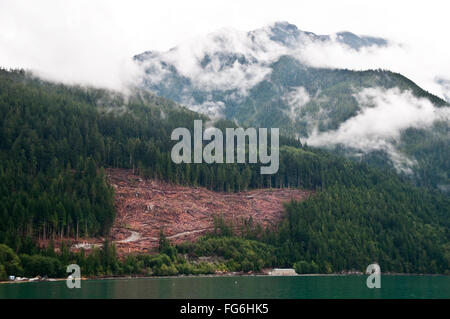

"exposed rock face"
[107,168,312,254]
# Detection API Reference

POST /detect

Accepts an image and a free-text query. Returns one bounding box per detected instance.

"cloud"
[436,77,450,102]
[307,87,450,173]
[139,26,290,94]
[295,38,450,103]
[284,86,310,119]
[0,0,148,90]
[189,100,226,118]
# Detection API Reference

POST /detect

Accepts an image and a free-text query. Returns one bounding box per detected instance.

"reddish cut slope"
[107,169,312,254]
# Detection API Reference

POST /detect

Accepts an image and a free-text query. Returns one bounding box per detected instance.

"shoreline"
[1,272,448,285]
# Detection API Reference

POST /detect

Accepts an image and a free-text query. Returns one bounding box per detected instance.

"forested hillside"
[0,68,449,277]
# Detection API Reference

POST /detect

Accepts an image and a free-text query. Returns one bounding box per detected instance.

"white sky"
[1,0,450,95]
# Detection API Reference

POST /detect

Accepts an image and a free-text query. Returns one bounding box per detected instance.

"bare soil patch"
[107,168,312,254]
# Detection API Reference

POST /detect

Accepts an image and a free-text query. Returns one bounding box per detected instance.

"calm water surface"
[0,275,448,299]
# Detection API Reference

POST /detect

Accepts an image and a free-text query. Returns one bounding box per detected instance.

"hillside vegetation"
[0,69,448,278]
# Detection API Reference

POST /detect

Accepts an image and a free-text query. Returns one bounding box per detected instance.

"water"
[0,275,448,299]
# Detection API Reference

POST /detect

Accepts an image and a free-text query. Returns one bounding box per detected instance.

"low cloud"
[285,86,310,120]
[138,26,289,94]
[189,100,226,118]
[307,87,450,173]
[295,37,450,103]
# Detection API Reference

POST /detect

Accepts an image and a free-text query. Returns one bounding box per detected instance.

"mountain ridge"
[133,22,449,192]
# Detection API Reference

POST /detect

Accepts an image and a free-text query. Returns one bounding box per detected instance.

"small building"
[269,268,297,276]
[8,275,15,281]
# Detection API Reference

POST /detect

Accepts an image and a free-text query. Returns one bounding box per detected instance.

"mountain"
[133,22,450,192]
[133,21,391,116]
[1,68,449,277]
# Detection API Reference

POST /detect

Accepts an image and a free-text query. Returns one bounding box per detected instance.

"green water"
[0,275,448,299]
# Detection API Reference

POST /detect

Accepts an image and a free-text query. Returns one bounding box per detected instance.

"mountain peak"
[265,22,386,49]
[270,21,299,33]
[265,21,303,46]
[336,31,388,49]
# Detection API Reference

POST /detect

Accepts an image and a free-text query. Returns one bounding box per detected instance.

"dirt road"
[116,230,142,243]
